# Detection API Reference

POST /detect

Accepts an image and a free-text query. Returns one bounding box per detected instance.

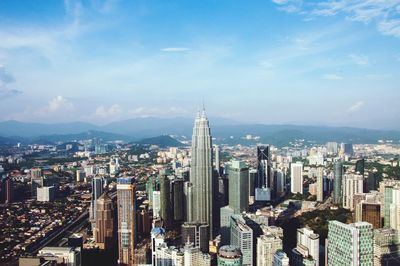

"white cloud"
[271,0,400,38]
[46,96,75,113]
[349,54,369,66]
[129,106,188,117]
[348,101,364,112]
[160,47,191,52]
[322,74,343,80]
[94,104,123,118]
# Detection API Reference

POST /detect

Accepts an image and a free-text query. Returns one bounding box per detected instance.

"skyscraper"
[292,227,319,266]
[256,145,271,189]
[117,177,136,266]
[215,144,221,177]
[230,215,253,266]
[316,167,324,202]
[228,160,249,214]
[327,221,373,266]
[290,162,303,194]
[160,172,172,228]
[188,110,214,238]
[333,161,343,205]
[257,231,283,266]
[94,193,114,250]
[90,177,104,229]
[342,173,363,210]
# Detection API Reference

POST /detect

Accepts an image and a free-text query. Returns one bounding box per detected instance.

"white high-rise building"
[183,242,211,266]
[257,228,283,266]
[153,191,161,218]
[188,110,214,238]
[292,227,319,266]
[291,162,303,194]
[231,215,253,266]
[342,173,363,210]
[37,186,55,202]
[390,189,400,231]
[317,167,324,202]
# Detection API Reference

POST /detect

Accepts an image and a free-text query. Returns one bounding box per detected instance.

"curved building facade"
[217,245,242,266]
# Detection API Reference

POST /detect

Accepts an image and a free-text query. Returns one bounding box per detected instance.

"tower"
[333,161,343,205]
[228,160,249,214]
[94,193,114,250]
[117,177,136,266]
[90,177,104,228]
[290,162,303,194]
[188,110,214,238]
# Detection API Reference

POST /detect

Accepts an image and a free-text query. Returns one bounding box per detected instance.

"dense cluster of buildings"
[0,110,399,265]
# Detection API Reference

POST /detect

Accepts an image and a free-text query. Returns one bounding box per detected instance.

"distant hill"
[0,118,399,146]
[135,135,186,148]
[33,130,135,143]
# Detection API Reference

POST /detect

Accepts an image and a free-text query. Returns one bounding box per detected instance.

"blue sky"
[0,0,399,129]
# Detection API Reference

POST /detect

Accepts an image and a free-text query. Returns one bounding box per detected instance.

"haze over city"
[0,0,399,129]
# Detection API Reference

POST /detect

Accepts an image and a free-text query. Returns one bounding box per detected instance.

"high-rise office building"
[292,227,319,266]
[256,145,271,189]
[326,142,338,155]
[249,169,257,199]
[327,221,373,266]
[340,143,354,156]
[220,206,235,245]
[230,215,253,266]
[217,245,242,266]
[117,177,136,266]
[316,167,324,202]
[215,144,221,177]
[374,228,400,266]
[181,222,210,253]
[160,173,172,227]
[342,173,364,210]
[5,177,12,204]
[290,162,303,194]
[356,202,382,229]
[257,231,283,266]
[183,242,211,266]
[228,160,249,214]
[90,177,104,228]
[390,189,400,231]
[188,110,214,238]
[94,193,114,250]
[356,159,365,176]
[153,190,161,218]
[172,179,184,222]
[333,162,343,205]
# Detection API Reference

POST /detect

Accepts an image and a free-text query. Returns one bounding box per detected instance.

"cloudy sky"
[0,0,399,129]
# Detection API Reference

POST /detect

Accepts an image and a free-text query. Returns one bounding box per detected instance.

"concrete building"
[256,229,283,266]
[342,173,363,210]
[230,216,253,266]
[291,162,303,194]
[90,177,104,228]
[37,246,81,266]
[373,228,400,266]
[273,250,290,266]
[217,245,242,266]
[181,222,209,253]
[151,227,166,266]
[183,242,211,266]
[94,193,114,250]
[37,186,55,202]
[117,177,136,266]
[316,167,324,202]
[153,191,161,218]
[292,228,319,266]
[327,221,373,266]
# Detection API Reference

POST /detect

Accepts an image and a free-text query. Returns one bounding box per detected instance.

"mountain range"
[0,118,399,146]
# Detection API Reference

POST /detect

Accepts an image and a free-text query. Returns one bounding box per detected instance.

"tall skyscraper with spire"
[187,109,214,237]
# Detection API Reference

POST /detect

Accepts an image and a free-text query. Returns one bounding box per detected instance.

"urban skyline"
[0,1,399,129]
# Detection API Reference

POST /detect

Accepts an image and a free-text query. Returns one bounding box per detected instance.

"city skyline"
[0,1,399,129]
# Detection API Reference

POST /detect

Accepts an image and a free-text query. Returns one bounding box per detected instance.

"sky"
[0,0,399,129]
